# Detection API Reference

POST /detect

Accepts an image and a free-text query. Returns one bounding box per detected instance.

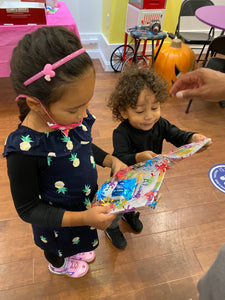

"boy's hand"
[135,150,157,163]
[189,134,212,149]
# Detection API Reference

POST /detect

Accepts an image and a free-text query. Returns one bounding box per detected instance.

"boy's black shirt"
[112,117,194,166]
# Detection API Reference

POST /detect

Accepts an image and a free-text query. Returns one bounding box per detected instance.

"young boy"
[106,66,208,249]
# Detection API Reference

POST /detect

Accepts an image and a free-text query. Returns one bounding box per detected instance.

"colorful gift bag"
[93,138,211,213]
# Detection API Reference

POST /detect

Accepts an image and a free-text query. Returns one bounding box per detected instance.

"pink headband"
[24,48,86,86]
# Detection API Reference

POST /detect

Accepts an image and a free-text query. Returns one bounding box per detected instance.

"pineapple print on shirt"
[92,239,98,247]
[69,153,80,167]
[84,198,91,209]
[83,185,91,196]
[80,124,87,131]
[80,141,89,145]
[72,237,80,245]
[40,236,48,243]
[90,155,95,168]
[47,152,56,166]
[20,135,33,151]
[61,136,73,150]
[55,181,67,194]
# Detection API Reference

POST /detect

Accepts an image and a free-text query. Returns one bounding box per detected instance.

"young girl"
[106,65,210,249]
[3,26,127,278]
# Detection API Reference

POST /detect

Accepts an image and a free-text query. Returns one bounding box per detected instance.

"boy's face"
[121,88,160,131]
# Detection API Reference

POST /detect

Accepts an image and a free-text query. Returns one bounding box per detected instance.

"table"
[128,26,167,70]
[126,26,167,70]
[0,2,80,77]
[195,5,225,108]
[195,5,225,31]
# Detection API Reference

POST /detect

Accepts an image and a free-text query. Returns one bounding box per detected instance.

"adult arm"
[170,68,225,101]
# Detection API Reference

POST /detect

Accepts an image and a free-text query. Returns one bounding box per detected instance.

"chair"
[175,0,215,63]
[185,35,225,113]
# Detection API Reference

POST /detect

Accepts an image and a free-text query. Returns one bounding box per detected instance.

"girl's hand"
[103,154,127,176]
[110,156,127,175]
[83,206,116,230]
[135,150,157,163]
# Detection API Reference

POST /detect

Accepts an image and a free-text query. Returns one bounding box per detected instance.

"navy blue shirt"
[3,111,108,257]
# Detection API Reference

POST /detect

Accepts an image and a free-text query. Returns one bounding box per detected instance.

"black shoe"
[122,211,143,232]
[105,226,127,249]
[220,100,225,108]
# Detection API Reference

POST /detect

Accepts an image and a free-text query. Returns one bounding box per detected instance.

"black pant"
[44,250,65,268]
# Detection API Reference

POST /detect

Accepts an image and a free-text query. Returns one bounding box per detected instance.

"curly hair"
[107,65,169,122]
[10,26,94,121]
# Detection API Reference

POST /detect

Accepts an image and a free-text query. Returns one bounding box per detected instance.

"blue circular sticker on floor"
[208,164,225,193]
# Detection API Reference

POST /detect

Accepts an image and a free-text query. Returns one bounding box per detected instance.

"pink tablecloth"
[0,2,80,77]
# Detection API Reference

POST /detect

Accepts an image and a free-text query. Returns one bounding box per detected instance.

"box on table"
[0,1,46,25]
[20,0,46,4]
[129,0,166,9]
[46,0,58,8]
[125,3,166,32]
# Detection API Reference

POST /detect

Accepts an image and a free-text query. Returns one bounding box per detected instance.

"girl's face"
[48,67,95,125]
[121,87,160,131]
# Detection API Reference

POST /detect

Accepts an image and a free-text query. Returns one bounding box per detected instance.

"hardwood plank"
[182,220,225,249]
[0,200,18,221]
[0,259,34,290]
[194,244,223,272]
[0,219,32,243]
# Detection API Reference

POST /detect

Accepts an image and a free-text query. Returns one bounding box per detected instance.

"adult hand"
[170,68,225,102]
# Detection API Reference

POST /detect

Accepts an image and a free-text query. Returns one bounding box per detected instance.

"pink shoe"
[49,258,89,278]
[69,251,95,263]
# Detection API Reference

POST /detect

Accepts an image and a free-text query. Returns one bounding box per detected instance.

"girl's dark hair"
[10,26,94,121]
[107,65,169,122]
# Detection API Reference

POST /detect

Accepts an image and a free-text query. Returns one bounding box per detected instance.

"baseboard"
[80,32,155,72]
[80,31,222,72]
[80,33,118,71]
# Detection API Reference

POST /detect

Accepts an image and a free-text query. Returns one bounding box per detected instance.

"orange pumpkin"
[153,39,195,88]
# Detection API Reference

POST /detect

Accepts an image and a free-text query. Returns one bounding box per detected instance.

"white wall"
[180,0,225,34]
[213,0,225,4]
[60,0,102,34]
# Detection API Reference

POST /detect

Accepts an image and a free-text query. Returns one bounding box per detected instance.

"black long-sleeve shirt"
[112,117,194,166]
[6,144,108,228]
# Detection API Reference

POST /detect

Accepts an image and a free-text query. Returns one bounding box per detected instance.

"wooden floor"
[0,60,225,300]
